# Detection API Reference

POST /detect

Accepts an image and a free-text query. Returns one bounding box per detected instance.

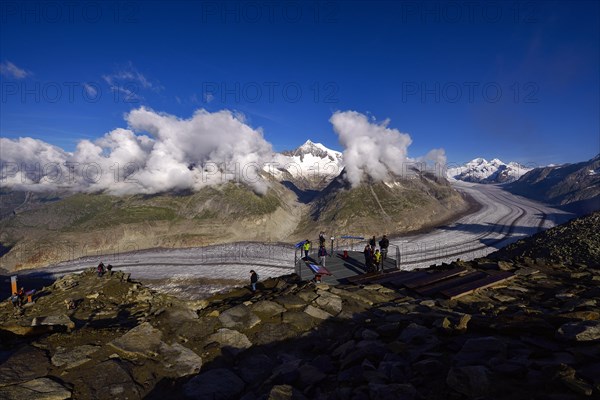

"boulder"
[557,321,600,341]
[158,342,203,378]
[218,305,261,330]
[454,336,507,366]
[369,383,416,400]
[184,368,245,400]
[446,366,492,398]
[314,290,343,315]
[71,359,141,399]
[0,346,50,387]
[108,322,163,358]
[304,304,333,320]
[51,345,99,369]
[31,315,75,331]
[0,377,71,400]
[249,300,286,318]
[206,328,252,355]
[267,384,308,400]
[282,311,316,331]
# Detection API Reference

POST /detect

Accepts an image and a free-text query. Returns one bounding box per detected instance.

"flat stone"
[218,304,261,331]
[252,323,298,345]
[30,315,75,331]
[304,304,332,320]
[274,295,306,311]
[158,342,202,378]
[249,300,286,318]
[314,290,343,315]
[0,378,71,400]
[51,345,99,369]
[282,311,316,331]
[71,359,140,399]
[206,328,252,355]
[108,322,163,358]
[184,368,245,400]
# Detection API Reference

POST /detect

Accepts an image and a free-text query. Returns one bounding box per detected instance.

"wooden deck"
[297,250,398,284]
[298,252,515,299]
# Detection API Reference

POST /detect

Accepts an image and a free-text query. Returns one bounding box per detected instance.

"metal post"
[330,237,334,258]
[396,246,400,270]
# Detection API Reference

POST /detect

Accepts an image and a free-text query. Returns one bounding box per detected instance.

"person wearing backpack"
[379,235,389,260]
[318,245,328,267]
[97,262,105,277]
[250,270,258,292]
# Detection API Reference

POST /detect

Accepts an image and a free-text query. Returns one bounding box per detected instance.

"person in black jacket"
[250,270,258,292]
[379,235,389,260]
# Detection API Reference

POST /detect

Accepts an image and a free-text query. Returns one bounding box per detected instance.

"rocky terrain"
[506,154,600,215]
[1,212,599,399]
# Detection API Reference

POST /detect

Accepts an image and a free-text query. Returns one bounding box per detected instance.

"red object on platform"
[343,250,348,259]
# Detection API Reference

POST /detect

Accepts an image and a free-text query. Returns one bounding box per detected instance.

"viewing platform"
[296,250,399,285]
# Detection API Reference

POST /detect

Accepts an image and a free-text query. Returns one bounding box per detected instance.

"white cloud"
[0,107,274,195]
[0,61,29,79]
[330,110,446,186]
[102,62,163,100]
[83,83,98,97]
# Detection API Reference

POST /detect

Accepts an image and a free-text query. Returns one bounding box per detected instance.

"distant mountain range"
[447,158,532,184]
[505,154,600,215]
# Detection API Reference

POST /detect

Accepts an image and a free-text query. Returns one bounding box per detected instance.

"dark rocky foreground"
[1,214,600,399]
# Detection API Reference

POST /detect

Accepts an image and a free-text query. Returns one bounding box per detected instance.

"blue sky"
[1,0,598,166]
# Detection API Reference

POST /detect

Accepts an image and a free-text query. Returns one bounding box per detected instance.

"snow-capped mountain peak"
[448,157,532,184]
[273,140,344,188]
[289,140,342,163]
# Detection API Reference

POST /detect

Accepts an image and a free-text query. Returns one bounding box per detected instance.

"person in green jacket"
[303,240,311,259]
[374,249,382,272]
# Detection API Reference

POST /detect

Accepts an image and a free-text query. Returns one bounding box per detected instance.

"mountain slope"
[505,154,600,214]
[0,177,305,270]
[293,169,470,238]
[448,158,531,184]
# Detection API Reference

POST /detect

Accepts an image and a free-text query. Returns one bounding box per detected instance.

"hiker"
[374,249,382,272]
[10,292,20,308]
[97,262,105,277]
[250,270,258,292]
[303,240,311,260]
[369,236,376,251]
[379,235,389,260]
[318,245,328,267]
[364,244,373,272]
[107,264,113,276]
[17,287,25,305]
[319,231,326,247]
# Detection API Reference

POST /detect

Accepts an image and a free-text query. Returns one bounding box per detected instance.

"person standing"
[374,249,382,272]
[369,236,376,251]
[363,244,373,272]
[319,232,326,247]
[379,235,389,260]
[303,240,311,260]
[250,270,258,292]
[318,245,328,267]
